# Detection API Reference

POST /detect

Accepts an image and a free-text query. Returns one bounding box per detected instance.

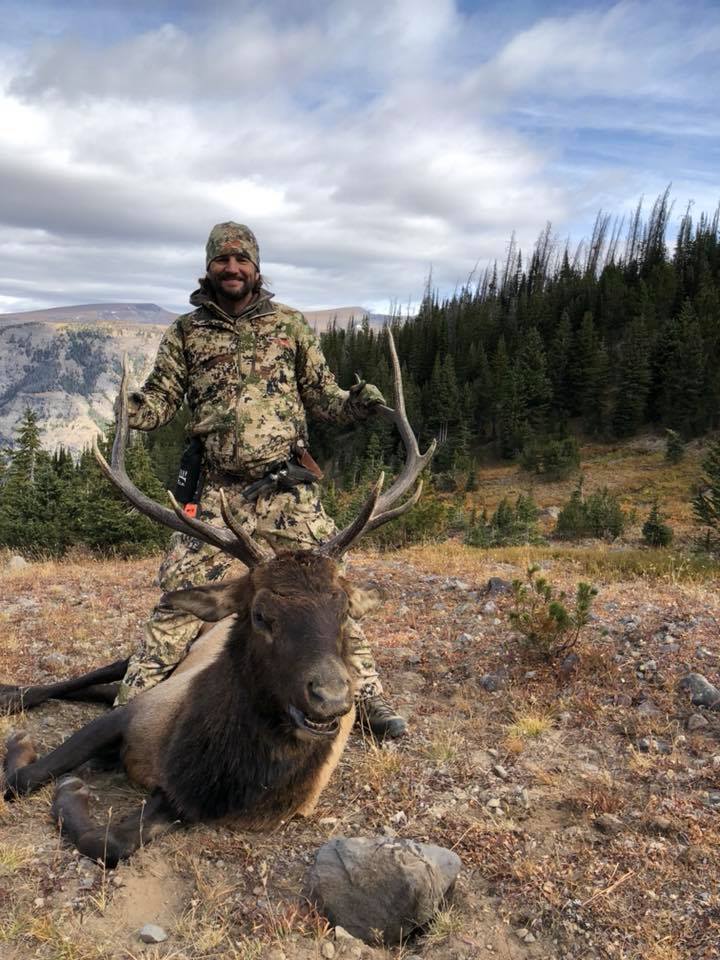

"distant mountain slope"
[0,302,178,327]
[0,301,387,453]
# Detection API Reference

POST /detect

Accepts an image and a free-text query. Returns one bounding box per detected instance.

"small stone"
[334,926,355,940]
[523,932,537,943]
[594,813,623,835]
[492,764,509,780]
[678,673,720,709]
[487,798,502,809]
[688,713,709,731]
[455,632,474,646]
[34,898,45,908]
[483,600,498,614]
[138,924,168,944]
[486,577,512,595]
[322,942,336,958]
[479,671,508,692]
[7,555,28,570]
[637,737,671,754]
[712,755,720,769]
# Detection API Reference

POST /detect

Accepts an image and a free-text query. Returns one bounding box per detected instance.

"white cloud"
[0,1,718,314]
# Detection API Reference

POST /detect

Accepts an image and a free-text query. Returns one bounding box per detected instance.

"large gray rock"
[678,673,720,709]
[307,837,461,945]
[7,555,28,571]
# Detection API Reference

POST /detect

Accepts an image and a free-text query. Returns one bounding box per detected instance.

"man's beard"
[207,272,253,302]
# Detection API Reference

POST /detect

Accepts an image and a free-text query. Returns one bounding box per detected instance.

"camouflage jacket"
[126,288,356,479]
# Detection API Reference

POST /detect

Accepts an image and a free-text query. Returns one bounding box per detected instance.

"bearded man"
[114,222,406,739]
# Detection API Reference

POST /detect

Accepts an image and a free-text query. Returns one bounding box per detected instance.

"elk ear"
[342,580,385,620]
[161,576,251,622]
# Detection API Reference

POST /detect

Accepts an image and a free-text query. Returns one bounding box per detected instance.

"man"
[114,222,406,739]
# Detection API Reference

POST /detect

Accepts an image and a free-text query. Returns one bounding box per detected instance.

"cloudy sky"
[1,0,718,315]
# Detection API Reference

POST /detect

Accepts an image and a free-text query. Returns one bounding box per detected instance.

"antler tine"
[93,354,267,569]
[322,330,436,558]
[321,474,385,558]
[219,489,273,564]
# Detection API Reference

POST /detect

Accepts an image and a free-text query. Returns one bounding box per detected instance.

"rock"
[677,673,720,709]
[636,698,662,717]
[486,577,512,596]
[483,600,498,614]
[638,659,657,674]
[492,764,509,780]
[267,949,287,960]
[455,633,474,647]
[479,670,508,692]
[7,555,28,570]
[559,653,580,676]
[322,942,336,958]
[138,924,168,944]
[539,506,560,520]
[688,713,709,731]
[334,926,356,941]
[307,837,461,946]
[43,653,69,670]
[637,737,672,755]
[594,813,623,835]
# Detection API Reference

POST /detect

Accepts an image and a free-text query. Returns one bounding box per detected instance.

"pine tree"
[613,317,651,437]
[693,438,720,553]
[516,326,552,434]
[642,499,673,547]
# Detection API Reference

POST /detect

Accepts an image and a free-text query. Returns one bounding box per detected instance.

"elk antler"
[320,329,436,558]
[93,356,271,568]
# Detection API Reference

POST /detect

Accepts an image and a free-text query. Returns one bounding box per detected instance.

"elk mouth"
[287,704,341,739]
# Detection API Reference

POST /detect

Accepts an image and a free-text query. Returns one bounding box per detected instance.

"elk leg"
[3,708,127,799]
[52,779,179,867]
[0,659,129,714]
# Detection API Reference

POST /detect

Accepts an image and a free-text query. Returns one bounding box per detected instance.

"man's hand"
[348,379,386,419]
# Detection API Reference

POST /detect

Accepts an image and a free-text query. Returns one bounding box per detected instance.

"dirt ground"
[1,546,719,960]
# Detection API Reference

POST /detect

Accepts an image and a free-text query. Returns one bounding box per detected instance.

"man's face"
[206,253,258,304]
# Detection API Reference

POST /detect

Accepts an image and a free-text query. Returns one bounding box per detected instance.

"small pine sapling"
[642,499,673,547]
[509,565,597,662]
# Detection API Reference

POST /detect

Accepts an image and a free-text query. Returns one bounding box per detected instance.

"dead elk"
[1,333,435,866]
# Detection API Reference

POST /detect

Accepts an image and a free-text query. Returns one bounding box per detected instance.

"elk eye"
[252,608,272,632]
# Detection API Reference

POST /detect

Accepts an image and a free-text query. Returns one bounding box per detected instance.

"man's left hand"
[348,380,386,418]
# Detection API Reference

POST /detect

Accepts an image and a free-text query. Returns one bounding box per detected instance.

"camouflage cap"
[205,222,260,268]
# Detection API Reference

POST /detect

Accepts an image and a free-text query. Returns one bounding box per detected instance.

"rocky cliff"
[0,316,169,453]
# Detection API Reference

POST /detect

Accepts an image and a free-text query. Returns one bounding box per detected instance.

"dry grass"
[1,514,720,959]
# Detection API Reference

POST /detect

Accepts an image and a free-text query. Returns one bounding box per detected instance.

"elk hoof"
[0,685,24,715]
[52,777,90,822]
[4,731,38,771]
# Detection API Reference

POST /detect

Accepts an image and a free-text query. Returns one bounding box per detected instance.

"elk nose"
[307,676,351,716]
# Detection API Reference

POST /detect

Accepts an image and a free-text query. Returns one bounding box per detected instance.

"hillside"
[0,544,718,959]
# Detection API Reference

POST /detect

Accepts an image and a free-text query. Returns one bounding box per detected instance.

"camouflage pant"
[114,479,381,706]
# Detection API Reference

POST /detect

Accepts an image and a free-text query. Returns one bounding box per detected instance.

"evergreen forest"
[1,190,719,556]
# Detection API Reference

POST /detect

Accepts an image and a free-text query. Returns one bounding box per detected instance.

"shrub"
[464,493,543,548]
[555,481,627,541]
[520,436,581,480]
[509,565,598,662]
[642,500,673,547]
[693,438,720,554]
[664,429,685,464]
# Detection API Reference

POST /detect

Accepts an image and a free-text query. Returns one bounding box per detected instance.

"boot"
[358,694,407,740]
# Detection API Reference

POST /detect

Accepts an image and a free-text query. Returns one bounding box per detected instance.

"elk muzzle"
[288,659,352,740]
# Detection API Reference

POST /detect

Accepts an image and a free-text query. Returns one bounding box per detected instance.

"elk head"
[94,332,435,739]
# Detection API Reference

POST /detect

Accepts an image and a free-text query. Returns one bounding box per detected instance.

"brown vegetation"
[1,538,719,958]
